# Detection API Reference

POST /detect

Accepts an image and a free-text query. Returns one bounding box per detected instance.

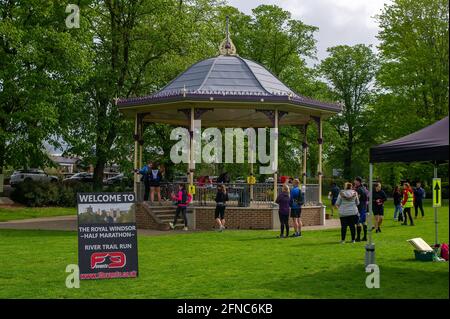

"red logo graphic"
[91,252,126,269]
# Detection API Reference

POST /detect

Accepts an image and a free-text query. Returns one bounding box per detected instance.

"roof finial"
[219,16,237,56]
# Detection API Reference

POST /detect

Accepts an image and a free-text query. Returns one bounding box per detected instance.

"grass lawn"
[0,200,448,299]
[0,207,76,222]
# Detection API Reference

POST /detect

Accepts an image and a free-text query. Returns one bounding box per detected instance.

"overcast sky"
[227,0,390,64]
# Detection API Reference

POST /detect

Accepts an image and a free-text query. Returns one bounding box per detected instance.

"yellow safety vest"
[404,191,414,208]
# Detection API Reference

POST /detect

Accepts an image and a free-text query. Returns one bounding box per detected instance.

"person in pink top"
[169,184,192,231]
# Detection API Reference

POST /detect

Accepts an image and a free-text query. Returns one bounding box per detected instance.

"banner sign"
[77,192,138,280]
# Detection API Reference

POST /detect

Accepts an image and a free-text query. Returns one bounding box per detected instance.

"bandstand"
[117,21,341,230]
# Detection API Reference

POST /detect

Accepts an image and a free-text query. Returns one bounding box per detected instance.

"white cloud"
[227,0,390,62]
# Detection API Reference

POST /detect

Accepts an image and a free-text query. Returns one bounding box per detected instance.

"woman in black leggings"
[335,182,359,243]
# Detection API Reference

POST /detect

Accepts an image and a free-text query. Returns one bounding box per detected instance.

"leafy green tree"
[61,0,222,189]
[319,44,378,179]
[376,0,449,123]
[0,0,88,174]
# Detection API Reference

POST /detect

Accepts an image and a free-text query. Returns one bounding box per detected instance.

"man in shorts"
[290,179,304,237]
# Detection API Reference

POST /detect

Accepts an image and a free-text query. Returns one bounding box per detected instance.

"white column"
[318,117,323,204]
[273,110,279,201]
[189,107,195,186]
[302,125,308,186]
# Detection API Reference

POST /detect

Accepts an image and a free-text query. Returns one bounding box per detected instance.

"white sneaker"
[183,226,188,231]
[169,222,174,230]
[340,240,345,244]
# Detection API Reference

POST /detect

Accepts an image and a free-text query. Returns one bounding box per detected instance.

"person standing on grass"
[215,184,229,231]
[335,182,359,244]
[169,184,192,231]
[135,160,152,201]
[289,179,304,237]
[413,182,426,218]
[372,183,387,233]
[328,182,340,216]
[354,177,368,242]
[392,185,403,222]
[401,182,415,226]
[276,184,291,238]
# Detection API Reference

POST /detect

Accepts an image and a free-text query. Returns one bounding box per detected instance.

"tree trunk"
[0,141,4,175]
[93,158,105,191]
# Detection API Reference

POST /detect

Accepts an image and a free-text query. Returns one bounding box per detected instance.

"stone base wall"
[135,203,161,230]
[195,207,274,230]
[135,203,324,230]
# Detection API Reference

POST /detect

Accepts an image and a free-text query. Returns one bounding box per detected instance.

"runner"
[148,162,163,205]
[392,185,403,222]
[289,179,304,237]
[328,182,340,216]
[215,184,229,231]
[275,184,291,238]
[353,177,368,242]
[401,182,415,226]
[413,181,426,218]
[135,160,152,201]
[335,182,359,244]
[169,184,192,231]
[372,182,387,233]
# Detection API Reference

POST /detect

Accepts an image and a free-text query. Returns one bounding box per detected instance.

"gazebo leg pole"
[189,107,195,187]
[138,118,143,172]
[434,163,438,246]
[133,113,139,197]
[365,163,376,267]
[318,117,323,204]
[302,125,308,187]
[273,110,279,201]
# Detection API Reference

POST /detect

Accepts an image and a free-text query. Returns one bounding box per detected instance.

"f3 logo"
[91,252,126,269]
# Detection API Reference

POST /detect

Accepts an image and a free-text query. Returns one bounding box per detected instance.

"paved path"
[0,215,340,235]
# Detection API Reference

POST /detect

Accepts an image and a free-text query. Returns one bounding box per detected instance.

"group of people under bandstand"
[135,160,427,240]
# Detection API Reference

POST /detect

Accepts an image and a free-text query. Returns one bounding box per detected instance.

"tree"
[61,0,222,189]
[376,0,449,123]
[319,44,378,179]
[0,0,88,174]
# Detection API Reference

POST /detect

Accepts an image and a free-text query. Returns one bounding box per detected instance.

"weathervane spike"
[219,16,237,56]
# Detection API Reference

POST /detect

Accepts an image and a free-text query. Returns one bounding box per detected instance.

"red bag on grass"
[440,243,449,261]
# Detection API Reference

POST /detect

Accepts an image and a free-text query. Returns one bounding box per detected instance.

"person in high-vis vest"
[401,182,415,226]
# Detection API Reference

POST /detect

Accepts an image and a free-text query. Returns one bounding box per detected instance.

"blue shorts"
[358,207,367,224]
[331,198,337,206]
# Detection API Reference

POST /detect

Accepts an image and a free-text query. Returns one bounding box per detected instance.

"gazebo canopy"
[369,116,449,163]
[118,30,341,128]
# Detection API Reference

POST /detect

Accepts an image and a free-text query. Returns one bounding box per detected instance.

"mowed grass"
[0,207,76,222]
[0,200,448,299]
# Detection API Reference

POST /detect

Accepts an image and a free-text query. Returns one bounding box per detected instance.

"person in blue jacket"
[289,179,304,237]
[135,160,152,201]
[413,182,426,218]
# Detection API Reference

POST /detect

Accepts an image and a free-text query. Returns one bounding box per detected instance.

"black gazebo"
[365,116,449,265]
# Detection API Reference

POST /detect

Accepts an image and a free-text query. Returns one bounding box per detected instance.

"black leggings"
[403,207,414,225]
[340,215,358,241]
[279,213,289,236]
[143,182,150,201]
[173,206,188,227]
[414,201,425,217]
